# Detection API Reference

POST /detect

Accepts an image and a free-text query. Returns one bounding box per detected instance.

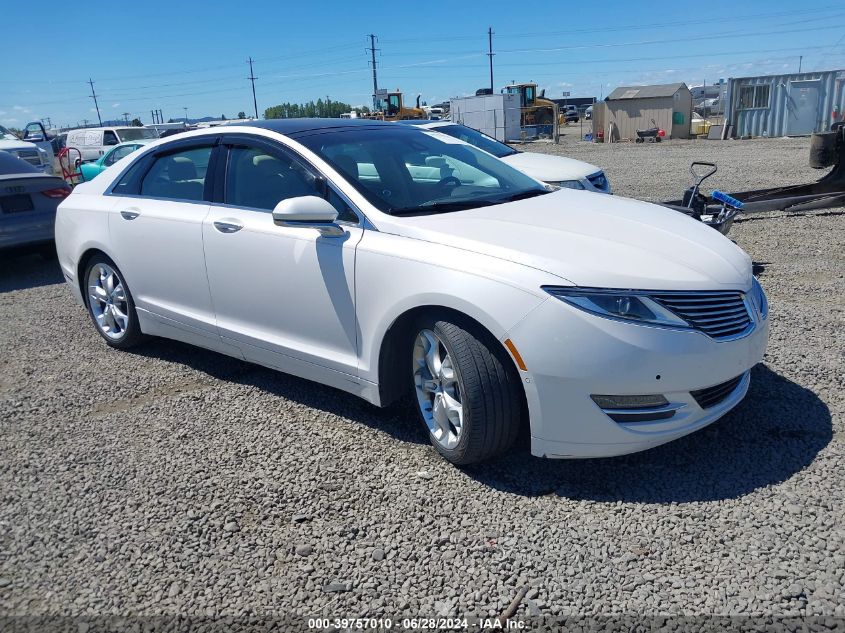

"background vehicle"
[503,82,558,126]
[21,122,57,167]
[585,105,593,120]
[406,120,611,192]
[562,105,579,123]
[65,126,159,163]
[0,151,70,252]
[363,91,426,121]
[56,120,766,466]
[79,140,153,181]
[0,125,54,174]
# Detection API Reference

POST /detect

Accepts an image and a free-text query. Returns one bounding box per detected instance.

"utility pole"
[367,34,379,111]
[88,78,102,126]
[122,112,130,125]
[487,27,495,93]
[247,57,259,119]
[799,55,803,73]
[183,107,188,125]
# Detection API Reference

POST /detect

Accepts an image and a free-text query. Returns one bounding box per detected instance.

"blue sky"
[2,0,844,128]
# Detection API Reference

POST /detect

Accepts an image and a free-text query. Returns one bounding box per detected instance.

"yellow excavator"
[503,82,559,126]
[364,91,426,121]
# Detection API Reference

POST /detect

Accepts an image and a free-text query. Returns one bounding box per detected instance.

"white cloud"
[111,102,120,108]
[12,105,31,113]
[90,108,97,113]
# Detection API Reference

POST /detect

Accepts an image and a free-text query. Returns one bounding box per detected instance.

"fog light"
[591,394,669,410]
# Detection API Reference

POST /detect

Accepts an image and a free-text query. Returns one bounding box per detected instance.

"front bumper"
[506,295,769,458]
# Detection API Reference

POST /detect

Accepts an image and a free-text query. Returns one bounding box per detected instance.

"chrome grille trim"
[14,149,42,166]
[650,290,753,341]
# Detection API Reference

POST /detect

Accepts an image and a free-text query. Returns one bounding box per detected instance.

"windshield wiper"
[496,189,550,203]
[390,199,497,216]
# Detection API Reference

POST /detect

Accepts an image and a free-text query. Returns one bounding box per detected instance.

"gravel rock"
[372,548,385,561]
[0,136,842,620]
[295,545,313,557]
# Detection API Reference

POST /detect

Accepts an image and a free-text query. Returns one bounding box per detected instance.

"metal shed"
[724,69,845,137]
[602,83,693,140]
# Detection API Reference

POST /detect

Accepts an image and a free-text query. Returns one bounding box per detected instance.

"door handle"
[213,220,243,234]
[120,210,140,220]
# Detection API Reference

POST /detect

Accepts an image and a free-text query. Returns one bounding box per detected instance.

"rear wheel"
[84,256,143,349]
[410,317,522,465]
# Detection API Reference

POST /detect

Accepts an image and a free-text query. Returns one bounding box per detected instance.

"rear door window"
[140,146,213,202]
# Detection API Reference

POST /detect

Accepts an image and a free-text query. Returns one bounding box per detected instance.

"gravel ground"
[0,136,843,627]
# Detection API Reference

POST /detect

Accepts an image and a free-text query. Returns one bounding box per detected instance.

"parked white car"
[0,125,53,174]
[56,120,768,465]
[65,126,159,163]
[405,120,610,192]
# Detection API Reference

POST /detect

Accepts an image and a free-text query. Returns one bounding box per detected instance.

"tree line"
[264,99,371,119]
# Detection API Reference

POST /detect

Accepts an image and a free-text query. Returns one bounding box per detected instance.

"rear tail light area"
[42,187,71,199]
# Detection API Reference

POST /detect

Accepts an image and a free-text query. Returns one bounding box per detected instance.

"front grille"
[587,171,609,192]
[691,374,744,409]
[651,291,752,340]
[14,149,41,166]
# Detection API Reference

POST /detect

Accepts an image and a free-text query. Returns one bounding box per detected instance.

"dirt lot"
[0,135,843,627]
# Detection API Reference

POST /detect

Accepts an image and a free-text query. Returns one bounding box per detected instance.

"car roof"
[230,118,399,137]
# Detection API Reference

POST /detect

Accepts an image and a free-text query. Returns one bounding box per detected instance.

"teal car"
[80,140,152,181]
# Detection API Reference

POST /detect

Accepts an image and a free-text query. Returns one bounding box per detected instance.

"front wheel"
[84,256,144,349]
[410,317,523,465]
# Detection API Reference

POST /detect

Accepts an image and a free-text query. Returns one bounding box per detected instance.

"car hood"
[376,190,752,291]
[501,151,601,182]
[0,139,37,151]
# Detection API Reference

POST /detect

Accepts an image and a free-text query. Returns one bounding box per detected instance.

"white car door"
[107,140,221,349]
[202,136,363,385]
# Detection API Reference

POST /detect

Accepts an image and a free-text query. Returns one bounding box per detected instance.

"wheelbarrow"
[635,119,663,143]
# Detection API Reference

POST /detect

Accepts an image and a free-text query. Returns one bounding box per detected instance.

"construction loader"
[364,91,426,121]
[503,83,558,127]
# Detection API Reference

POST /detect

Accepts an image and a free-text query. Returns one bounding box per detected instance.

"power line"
[247,57,259,119]
[88,78,102,126]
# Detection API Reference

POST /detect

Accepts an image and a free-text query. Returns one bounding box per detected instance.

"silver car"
[0,151,70,252]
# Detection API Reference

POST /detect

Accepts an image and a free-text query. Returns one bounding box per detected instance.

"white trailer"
[449,93,521,142]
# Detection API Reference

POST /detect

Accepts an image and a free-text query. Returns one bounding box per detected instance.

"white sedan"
[404,120,610,193]
[55,120,768,465]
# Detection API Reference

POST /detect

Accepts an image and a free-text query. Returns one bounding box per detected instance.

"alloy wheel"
[87,263,129,340]
[413,329,464,450]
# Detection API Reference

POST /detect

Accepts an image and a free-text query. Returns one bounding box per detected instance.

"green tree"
[238,111,246,119]
[131,118,143,127]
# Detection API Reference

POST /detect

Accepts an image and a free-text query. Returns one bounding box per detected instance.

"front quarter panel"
[355,229,561,383]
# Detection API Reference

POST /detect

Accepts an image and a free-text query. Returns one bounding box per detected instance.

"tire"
[636,137,644,143]
[83,255,144,349]
[655,136,662,143]
[409,316,523,465]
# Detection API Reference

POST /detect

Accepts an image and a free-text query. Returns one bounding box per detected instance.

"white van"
[65,127,159,163]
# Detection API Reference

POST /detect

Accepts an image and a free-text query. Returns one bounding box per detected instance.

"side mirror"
[271,195,343,237]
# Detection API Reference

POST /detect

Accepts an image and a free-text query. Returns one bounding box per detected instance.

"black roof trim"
[229,118,398,137]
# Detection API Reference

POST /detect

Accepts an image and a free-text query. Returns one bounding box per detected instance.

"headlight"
[548,179,585,190]
[544,287,690,328]
[37,148,50,164]
[750,277,768,320]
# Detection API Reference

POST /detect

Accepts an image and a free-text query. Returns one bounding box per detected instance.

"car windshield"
[299,126,548,216]
[116,128,158,141]
[431,124,518,158]
[0,125,19,141]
